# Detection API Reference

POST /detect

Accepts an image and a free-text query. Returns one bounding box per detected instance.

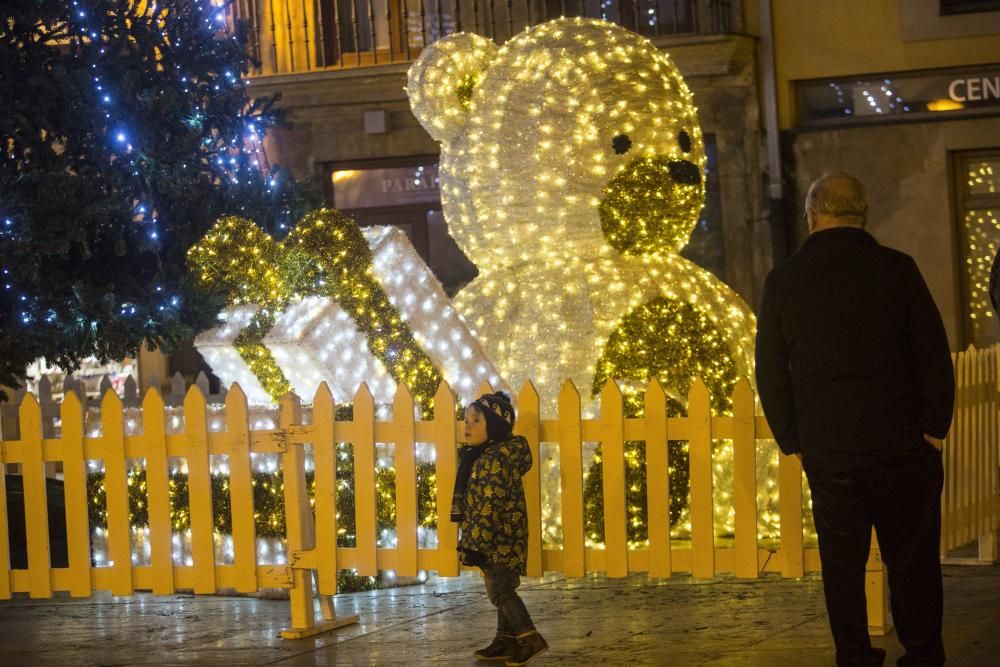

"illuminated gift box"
[257,225,506,405]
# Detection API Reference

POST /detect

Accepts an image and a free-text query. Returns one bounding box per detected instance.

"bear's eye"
[678,130,692,154]
[612,134,632,155]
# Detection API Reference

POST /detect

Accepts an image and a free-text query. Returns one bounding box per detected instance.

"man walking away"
[755,172,955,667]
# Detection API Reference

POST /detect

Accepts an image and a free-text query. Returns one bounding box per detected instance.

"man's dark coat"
[755,227,955,472]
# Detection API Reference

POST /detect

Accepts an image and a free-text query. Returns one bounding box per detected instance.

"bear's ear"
[407,32,498,143]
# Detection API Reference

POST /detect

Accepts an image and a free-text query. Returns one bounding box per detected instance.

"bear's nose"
[598,155,704,255]
[668,159,701,186]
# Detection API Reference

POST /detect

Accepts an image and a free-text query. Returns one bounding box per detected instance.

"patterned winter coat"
[458,435,532,574]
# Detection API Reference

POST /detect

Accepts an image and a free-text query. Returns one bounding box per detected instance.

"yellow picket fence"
[942,344,1000,561]
[1,351,998,637]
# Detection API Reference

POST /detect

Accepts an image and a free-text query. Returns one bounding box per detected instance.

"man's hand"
[923,434,944,451]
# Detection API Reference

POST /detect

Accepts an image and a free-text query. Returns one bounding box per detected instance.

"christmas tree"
[0,0,318,395]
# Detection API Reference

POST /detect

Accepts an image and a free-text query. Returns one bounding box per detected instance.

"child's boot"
[474,634,515,661]
[505,630,547,665]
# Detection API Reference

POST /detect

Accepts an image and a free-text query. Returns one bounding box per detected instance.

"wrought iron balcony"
[231,0,737,75]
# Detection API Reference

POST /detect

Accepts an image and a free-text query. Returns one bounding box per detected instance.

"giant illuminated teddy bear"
[407,18,756,418]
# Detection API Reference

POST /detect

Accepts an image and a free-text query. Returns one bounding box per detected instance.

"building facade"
[767,0,1000,350]
[239,0,776,307]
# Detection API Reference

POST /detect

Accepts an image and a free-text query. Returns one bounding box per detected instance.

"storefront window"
[940,0,1000,16]
[956,153,1000,347]
[330,162,478,294]
[797,65,1000,126]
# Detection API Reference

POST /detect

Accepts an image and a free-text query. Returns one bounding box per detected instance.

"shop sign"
[797,64,1000,126]
[332,164,440,208]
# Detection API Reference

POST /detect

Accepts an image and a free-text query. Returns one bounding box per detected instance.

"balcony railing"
[231,0,736,75]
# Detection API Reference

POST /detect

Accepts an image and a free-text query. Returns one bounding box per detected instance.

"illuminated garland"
[85,444,438,592]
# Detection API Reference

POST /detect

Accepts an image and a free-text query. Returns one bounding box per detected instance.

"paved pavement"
[0,562,998,665]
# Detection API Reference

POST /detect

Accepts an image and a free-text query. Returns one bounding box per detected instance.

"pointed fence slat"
[644,379,671,578]
[517,381,543,578]
[988,348,1000,540]
[20,393,51,598]
[0,404,10,599]
[101,390,133,596]
[311,384,338,596]
[281,393,315,631]
[599,380,627,578]
[352,384,379,577]
[973,346,984,538]
[958,348,972,546]
[123,376,139,408]
[60,391,92,597]
[226,385,258,594]
[432,382,459,576]
[732,378,758,578]
[688,379,714,578]
[963,347,975,543]
[184,386,216,594]
[942,351,960,552]
[778,451,804,578]
[392,385,418,577]
[142,388,174,596]
[558,380,586,577]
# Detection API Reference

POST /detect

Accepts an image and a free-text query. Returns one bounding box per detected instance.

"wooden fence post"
[311,383,339,596]
[143,387,175,596]
[280,392,314,632]
[866,531,892,636]
[353,384,379,577]
[61,390,92,598]
[732,378,758,579]
[778,451,804,579]
[644,379,671,578]
[184,384,217,594]
[517,380,544,578]
[558,380,585,577]
[280,387,359,640]
[432,381,459,576]
[392,384,418,577]
[100,390,133,596]
[20,392,51,598]
[0,399,9,599]
[688,379,714,578]
[599,379,628,578]
[226,384,259,594]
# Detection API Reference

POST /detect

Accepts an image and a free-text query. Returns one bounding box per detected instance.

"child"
[450,391,547,665]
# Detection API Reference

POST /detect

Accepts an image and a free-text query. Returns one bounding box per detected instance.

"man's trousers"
[806,445,945,667]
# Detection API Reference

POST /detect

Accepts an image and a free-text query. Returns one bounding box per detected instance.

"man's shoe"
[505,630,548,666]
[837,646,886,667]
[474,634,515,661]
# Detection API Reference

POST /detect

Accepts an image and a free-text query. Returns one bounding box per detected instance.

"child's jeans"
[482,561,534,636]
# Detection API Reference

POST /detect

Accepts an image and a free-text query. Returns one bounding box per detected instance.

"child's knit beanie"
[472,391,515,441]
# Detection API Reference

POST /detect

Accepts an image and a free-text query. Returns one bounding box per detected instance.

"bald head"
[805,172,868,232]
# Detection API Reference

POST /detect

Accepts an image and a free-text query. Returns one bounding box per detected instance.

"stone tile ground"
[0,564,997,665]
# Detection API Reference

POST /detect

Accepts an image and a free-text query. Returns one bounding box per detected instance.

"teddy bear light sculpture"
[408,18,757,418]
